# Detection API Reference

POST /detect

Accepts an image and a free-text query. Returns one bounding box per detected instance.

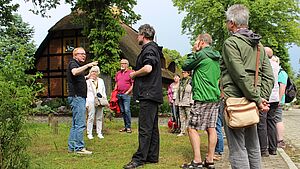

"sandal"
[119,128,127,132]
[126,128,132,133]
[181,160,203,169]
[203,159,215,169]
[213,154,222,161]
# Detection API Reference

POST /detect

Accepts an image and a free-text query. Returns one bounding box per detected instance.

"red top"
[115,69,134,94]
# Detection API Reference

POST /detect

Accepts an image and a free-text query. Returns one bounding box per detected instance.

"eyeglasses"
[76,53,86,55]
[120,63,128,64]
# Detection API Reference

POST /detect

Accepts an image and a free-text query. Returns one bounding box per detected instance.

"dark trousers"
[257,102,278,152]
[132,100,160,164]
[171,104,180,129]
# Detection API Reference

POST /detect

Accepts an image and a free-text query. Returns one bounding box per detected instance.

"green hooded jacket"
[220,29,274,105]
[182,46,220,102]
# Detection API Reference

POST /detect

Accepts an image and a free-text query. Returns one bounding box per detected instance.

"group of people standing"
[66,51,137,153]
[85,58,135,141]
[167,70,193,136]
[169,4,288,169]
[66,23,163,169]
[65,3,289,169]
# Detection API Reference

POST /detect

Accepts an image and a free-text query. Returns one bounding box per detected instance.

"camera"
[96,92,102,98]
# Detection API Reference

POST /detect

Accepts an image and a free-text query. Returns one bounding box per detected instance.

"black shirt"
[133,41,163,104]
[67,58,87,98]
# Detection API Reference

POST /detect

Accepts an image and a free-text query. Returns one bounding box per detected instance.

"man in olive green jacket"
[221,4,274,169]
[181,33,220,169]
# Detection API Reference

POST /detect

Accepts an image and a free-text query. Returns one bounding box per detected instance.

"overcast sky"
[16,0,299,73]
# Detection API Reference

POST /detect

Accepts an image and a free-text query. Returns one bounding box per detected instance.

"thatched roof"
[44,12,141,66]
[35,12,174,80]
[49,13,83,31]
[119,24,141,66]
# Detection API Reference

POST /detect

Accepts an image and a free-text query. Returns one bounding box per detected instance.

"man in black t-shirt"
[123,24,163,169]
[67,47,98,155]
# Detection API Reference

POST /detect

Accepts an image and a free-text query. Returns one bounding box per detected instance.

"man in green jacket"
[181,33,220,169]
[221,4,274,169]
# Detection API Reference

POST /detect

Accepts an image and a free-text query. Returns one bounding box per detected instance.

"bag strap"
[254,45,260,90]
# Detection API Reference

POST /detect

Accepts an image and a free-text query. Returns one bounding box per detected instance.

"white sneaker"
[76,148,92,155]
[98,134,104,139]
[177,133,185,137]
[87,135,94,140]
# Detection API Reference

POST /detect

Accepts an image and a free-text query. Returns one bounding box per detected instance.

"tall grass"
[27,118,208,169]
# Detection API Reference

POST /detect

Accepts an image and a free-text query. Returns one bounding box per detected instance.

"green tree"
[24,0,140,77]
[172,0,300,74]
[0,14,41,168]
[163,48,185,69]
[0,0,19,28]
[75,0,140,76]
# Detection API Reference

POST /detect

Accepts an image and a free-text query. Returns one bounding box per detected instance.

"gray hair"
[120,59,129,64]
[138,24,155,40]
[226,4,249,27]
[89,66,100,75]
[198,33,212,45]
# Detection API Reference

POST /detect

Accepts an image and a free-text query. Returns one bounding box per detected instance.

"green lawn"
[27,118,208,169]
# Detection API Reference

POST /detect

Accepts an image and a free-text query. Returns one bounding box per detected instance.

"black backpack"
[279,69,297,103]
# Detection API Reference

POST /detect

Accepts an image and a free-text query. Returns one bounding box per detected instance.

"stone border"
[277,148,298,169]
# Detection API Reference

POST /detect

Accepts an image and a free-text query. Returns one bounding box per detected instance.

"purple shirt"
[115,69,134,94]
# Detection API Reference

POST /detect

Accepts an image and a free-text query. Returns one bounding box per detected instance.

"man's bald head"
[264,47,273,58]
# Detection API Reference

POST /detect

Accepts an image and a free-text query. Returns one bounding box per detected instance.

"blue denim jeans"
[117,94,131,129]
[68,96,86,151]
[215,101,224,154]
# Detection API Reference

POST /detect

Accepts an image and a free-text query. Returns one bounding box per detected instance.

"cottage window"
[64,38,75,53]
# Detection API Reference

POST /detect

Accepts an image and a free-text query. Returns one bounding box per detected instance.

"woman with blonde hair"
[86,66,107,139]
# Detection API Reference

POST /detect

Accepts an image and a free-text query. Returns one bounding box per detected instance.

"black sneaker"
[123,161,143,169]
[261,150,269,157]
[269,150,277,155]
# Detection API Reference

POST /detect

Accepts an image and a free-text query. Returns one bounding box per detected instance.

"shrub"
[130,87,171,117]
[130,99,140,117]
[41,98,68,109]
[32,105,55,116]
[0,53,40,168]
[159,99,171,116]
[0,15,41,168]
[160,88,171,116]
[0,78,32,168]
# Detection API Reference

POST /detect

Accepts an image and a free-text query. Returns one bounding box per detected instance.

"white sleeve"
[98,78,107,98]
